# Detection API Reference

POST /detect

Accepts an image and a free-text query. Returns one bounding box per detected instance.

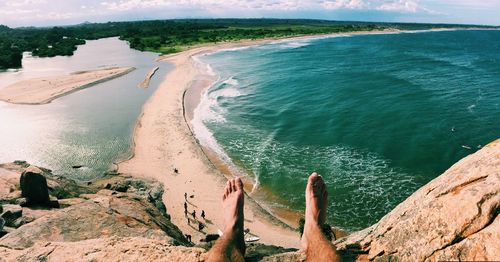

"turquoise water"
[0,38,172,181]
[195,30,500,231]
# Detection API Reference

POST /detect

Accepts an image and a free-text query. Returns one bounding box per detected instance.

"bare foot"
[301,172,328,249]
[222,177,245,254]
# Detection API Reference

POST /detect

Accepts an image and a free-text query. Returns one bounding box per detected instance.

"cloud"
[4,0,47,7]
[377,0,418,12]
[97,0,436,13]
[321,0,368,10]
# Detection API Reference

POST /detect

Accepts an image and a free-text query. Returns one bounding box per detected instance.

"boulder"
[0,167,21,200]
[1,204,23,227]
[334,139,500,261]
[20,168,50,205]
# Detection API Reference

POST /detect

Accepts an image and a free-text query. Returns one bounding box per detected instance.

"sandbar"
[138,66,159,88]
[0,67,135,105]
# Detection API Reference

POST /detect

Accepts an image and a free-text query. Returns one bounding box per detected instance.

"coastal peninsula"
[0,67,135,105]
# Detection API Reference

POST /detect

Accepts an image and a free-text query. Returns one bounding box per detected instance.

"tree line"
[0,19,487,70]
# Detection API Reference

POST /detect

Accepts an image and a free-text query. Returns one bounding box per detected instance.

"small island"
[0,67,135,105]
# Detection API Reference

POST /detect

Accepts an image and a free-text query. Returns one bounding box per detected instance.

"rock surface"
[0,237,206,262]
[334,139,500,261]
[0,189,188,249]
[0,167,21,200]
[0,139,498,261]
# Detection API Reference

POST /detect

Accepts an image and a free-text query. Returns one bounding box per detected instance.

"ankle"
[301,222,320,247]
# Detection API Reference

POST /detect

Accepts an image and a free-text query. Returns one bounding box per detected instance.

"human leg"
[301,173,339,261]
[206,178,246,262]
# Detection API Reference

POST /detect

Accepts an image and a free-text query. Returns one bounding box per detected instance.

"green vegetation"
[0,18,493,69]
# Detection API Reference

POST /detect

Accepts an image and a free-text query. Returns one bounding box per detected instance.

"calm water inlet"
[0,38,172,181]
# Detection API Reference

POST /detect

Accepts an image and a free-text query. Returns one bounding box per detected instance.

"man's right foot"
[222,177,246,254]
[301,172,329,249]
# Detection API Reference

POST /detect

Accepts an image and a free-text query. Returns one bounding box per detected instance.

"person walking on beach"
[198,221,205,232]
[184,209,188,218]
[206,174,339,262]
[184,201,188,211]
[201,210,206,220]
[192,210,196,220]
[184,192,187,201]
[187,217,190,226]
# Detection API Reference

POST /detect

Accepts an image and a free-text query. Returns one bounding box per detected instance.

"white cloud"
[97,0,434,12]
[4,0,47,7]
[376,0,419,12]
[321,0,368,10]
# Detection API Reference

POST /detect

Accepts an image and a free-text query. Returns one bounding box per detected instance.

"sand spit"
[138,66,159,88]
[0,67,135,105]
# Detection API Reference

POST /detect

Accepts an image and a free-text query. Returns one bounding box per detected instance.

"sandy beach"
[0,67,135,105]
[118,40,305,248]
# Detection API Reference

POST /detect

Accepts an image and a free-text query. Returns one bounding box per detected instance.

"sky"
[0,0,499,28]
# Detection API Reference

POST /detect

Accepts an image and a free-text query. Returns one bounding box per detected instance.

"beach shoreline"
[117,39,307,248]
[116,27,470,248]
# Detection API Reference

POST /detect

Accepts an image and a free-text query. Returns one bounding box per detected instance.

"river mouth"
[0,37,173,181]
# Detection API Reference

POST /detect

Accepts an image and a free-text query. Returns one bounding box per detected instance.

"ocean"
[193,29,500,231]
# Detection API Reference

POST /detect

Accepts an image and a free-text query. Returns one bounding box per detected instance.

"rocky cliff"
[335,139,499,261]
[0,139,498,261]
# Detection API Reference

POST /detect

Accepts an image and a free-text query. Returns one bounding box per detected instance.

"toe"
[235,177,243,191]
[223,186,229,200]
[308,172,320,189]
[228,179,234,193]
[227,180,233,193]
[317,175,326,189]
[231,178,238,192]
[308,172,319,184]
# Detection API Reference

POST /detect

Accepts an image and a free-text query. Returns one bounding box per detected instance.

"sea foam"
[190,59,251,181]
